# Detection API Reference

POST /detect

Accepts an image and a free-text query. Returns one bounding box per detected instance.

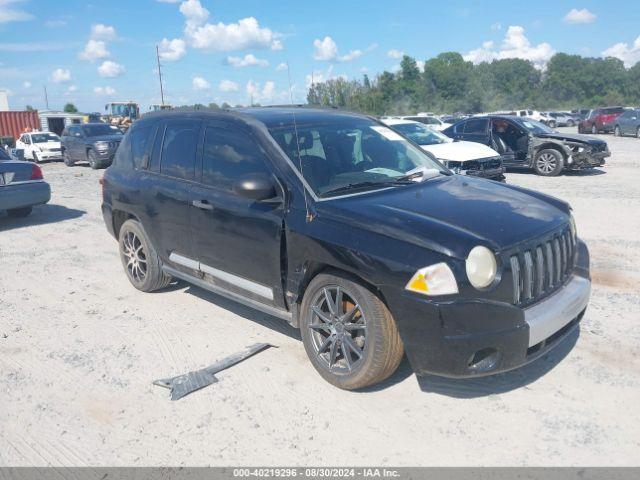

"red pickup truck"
[578,107,626,134]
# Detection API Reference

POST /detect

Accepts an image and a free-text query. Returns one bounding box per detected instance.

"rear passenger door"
[188,122,286,308]
[143,118,202,266]
[458,118,490,145]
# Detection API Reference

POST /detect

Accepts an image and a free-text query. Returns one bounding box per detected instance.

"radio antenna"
[286,62,313,222]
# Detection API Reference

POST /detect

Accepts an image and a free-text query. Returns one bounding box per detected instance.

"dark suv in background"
[101,108,590,389]
[578,107,626,134]
[61,123,123,169]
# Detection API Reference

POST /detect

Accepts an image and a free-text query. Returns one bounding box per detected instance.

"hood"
[319,175,570,259]
[420,141,500,162]
[33,140,61,150]
[88,134,123,142]
[535,132,606,145]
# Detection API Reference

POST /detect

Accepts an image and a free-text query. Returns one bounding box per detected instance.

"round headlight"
[466,246,497,289]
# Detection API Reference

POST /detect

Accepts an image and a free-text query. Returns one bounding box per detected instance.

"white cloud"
[91,23,117,41]
[192,75,211,90]
[463,26,554,69]
[564,8,596,24]
[51,68,71,83]
[305,65,347,88]
[387,49,404,59]
[79,39,109,61]
[602,36,640,67]
[98,60,125,78]
[0,0,34,24]
[313,36,338,61]
[313,36,371,62]
[179,0,282,52]
[275,62,287,71]
[94,86,116,96]
[22,81,31,88]
[246,80,276,103]
[225,53,269,67]
[491,22,502,31]
[219,79,239,92]
[67,85,77,92]
[158,38,186,61]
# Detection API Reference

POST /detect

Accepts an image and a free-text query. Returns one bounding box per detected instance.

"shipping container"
[0,111,41,144]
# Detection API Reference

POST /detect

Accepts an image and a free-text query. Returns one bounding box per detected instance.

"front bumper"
[384,240,591,378]
[569,150,610,169]
[37,150,63,160]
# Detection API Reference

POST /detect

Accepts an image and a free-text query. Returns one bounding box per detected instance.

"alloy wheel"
[307,286,366,374]
[536,152,558,174]
[122,230,147,283]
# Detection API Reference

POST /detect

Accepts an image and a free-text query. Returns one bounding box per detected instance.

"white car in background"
[400,115,452,131]
[16,131,63,163]
[382,119,505,181]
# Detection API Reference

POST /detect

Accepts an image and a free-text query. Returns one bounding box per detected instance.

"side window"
[113,131,132,168]
[463,118,488,135]
[24,136,31,145]
[454,121,466,133]
[130,124,155,169]
[160,121,199,180]
[201,127,271,190]
[68,126,80,137]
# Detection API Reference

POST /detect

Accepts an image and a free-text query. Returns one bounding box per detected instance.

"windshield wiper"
[320,180,412,197]
[393,167,450,183]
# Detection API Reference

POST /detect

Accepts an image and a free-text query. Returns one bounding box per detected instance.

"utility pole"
[156,45,165,106]
[43,86,49,110]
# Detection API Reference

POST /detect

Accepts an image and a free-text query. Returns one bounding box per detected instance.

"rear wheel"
[63,149,74,167]
[300,273,404,390]
[118,219,172,292]
[533,149,564,176]
[7,206,32,218]
[567,119,575,127]
[591,124,598,134]
[614,126,621,137]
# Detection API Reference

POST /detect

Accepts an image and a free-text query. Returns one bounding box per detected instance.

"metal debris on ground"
[153,343,276,400]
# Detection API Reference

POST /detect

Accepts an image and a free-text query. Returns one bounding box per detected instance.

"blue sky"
[1,0,639,113]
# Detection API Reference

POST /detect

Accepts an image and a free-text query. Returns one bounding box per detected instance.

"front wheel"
[568,120,575,127]
[118,219,172,292]
[591,124,598,134]
[300,273,404,390]
[534,149,564,176]
[548,120,557,129]
[32,152,39,163]
[88,149,100,169]
[63,149,74,167]
[614,126,621,137]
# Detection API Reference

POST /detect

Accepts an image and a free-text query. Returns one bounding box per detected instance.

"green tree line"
[307,52,640,115]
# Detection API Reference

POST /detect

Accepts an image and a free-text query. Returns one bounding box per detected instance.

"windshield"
[520,119,556,134]
[31,133,59,143]
[269,119,445,198]
[391,122,449,145]
[82,124,123,137]
[111,104,138,118]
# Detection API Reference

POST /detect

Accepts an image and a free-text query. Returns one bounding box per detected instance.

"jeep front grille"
[509,226,576,305]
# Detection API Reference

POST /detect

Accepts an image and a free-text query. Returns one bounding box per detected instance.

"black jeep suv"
[101,108,591,389]
[443,115,609,176]
[61,123,123,169]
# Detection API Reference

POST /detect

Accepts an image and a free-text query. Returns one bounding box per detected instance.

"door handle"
[192,199,214,210]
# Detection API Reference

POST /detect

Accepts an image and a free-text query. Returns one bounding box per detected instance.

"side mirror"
[233,173,278,202]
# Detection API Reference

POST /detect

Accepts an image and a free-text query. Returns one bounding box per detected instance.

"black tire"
[567,120,575,127]
[7,206,32,218]
[88,149,100,169]
[578,124,584,134]
[118,219,172,292]
[548,120,557,129]
[614,126,621,137]
[63,149,74,167]
[32,152,39,163]
[300,272,404,390]
[533,149,564,176]
[591,124,598,134]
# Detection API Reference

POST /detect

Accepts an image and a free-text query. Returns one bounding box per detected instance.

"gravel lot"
[1,128,639,466]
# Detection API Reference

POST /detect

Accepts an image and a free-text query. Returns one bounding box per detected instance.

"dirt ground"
[1,128,639,466]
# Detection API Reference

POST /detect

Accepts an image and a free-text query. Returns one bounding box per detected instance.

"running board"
[162,265,292,322]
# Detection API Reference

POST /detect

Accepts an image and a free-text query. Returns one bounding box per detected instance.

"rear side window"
[160,121,199,180]
[201,127,271,190]
[130,125,155,169]
[463,118,488,135]
[603,107,624,115]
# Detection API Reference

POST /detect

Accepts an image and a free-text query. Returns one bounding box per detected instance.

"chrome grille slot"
[509,225,576,305]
